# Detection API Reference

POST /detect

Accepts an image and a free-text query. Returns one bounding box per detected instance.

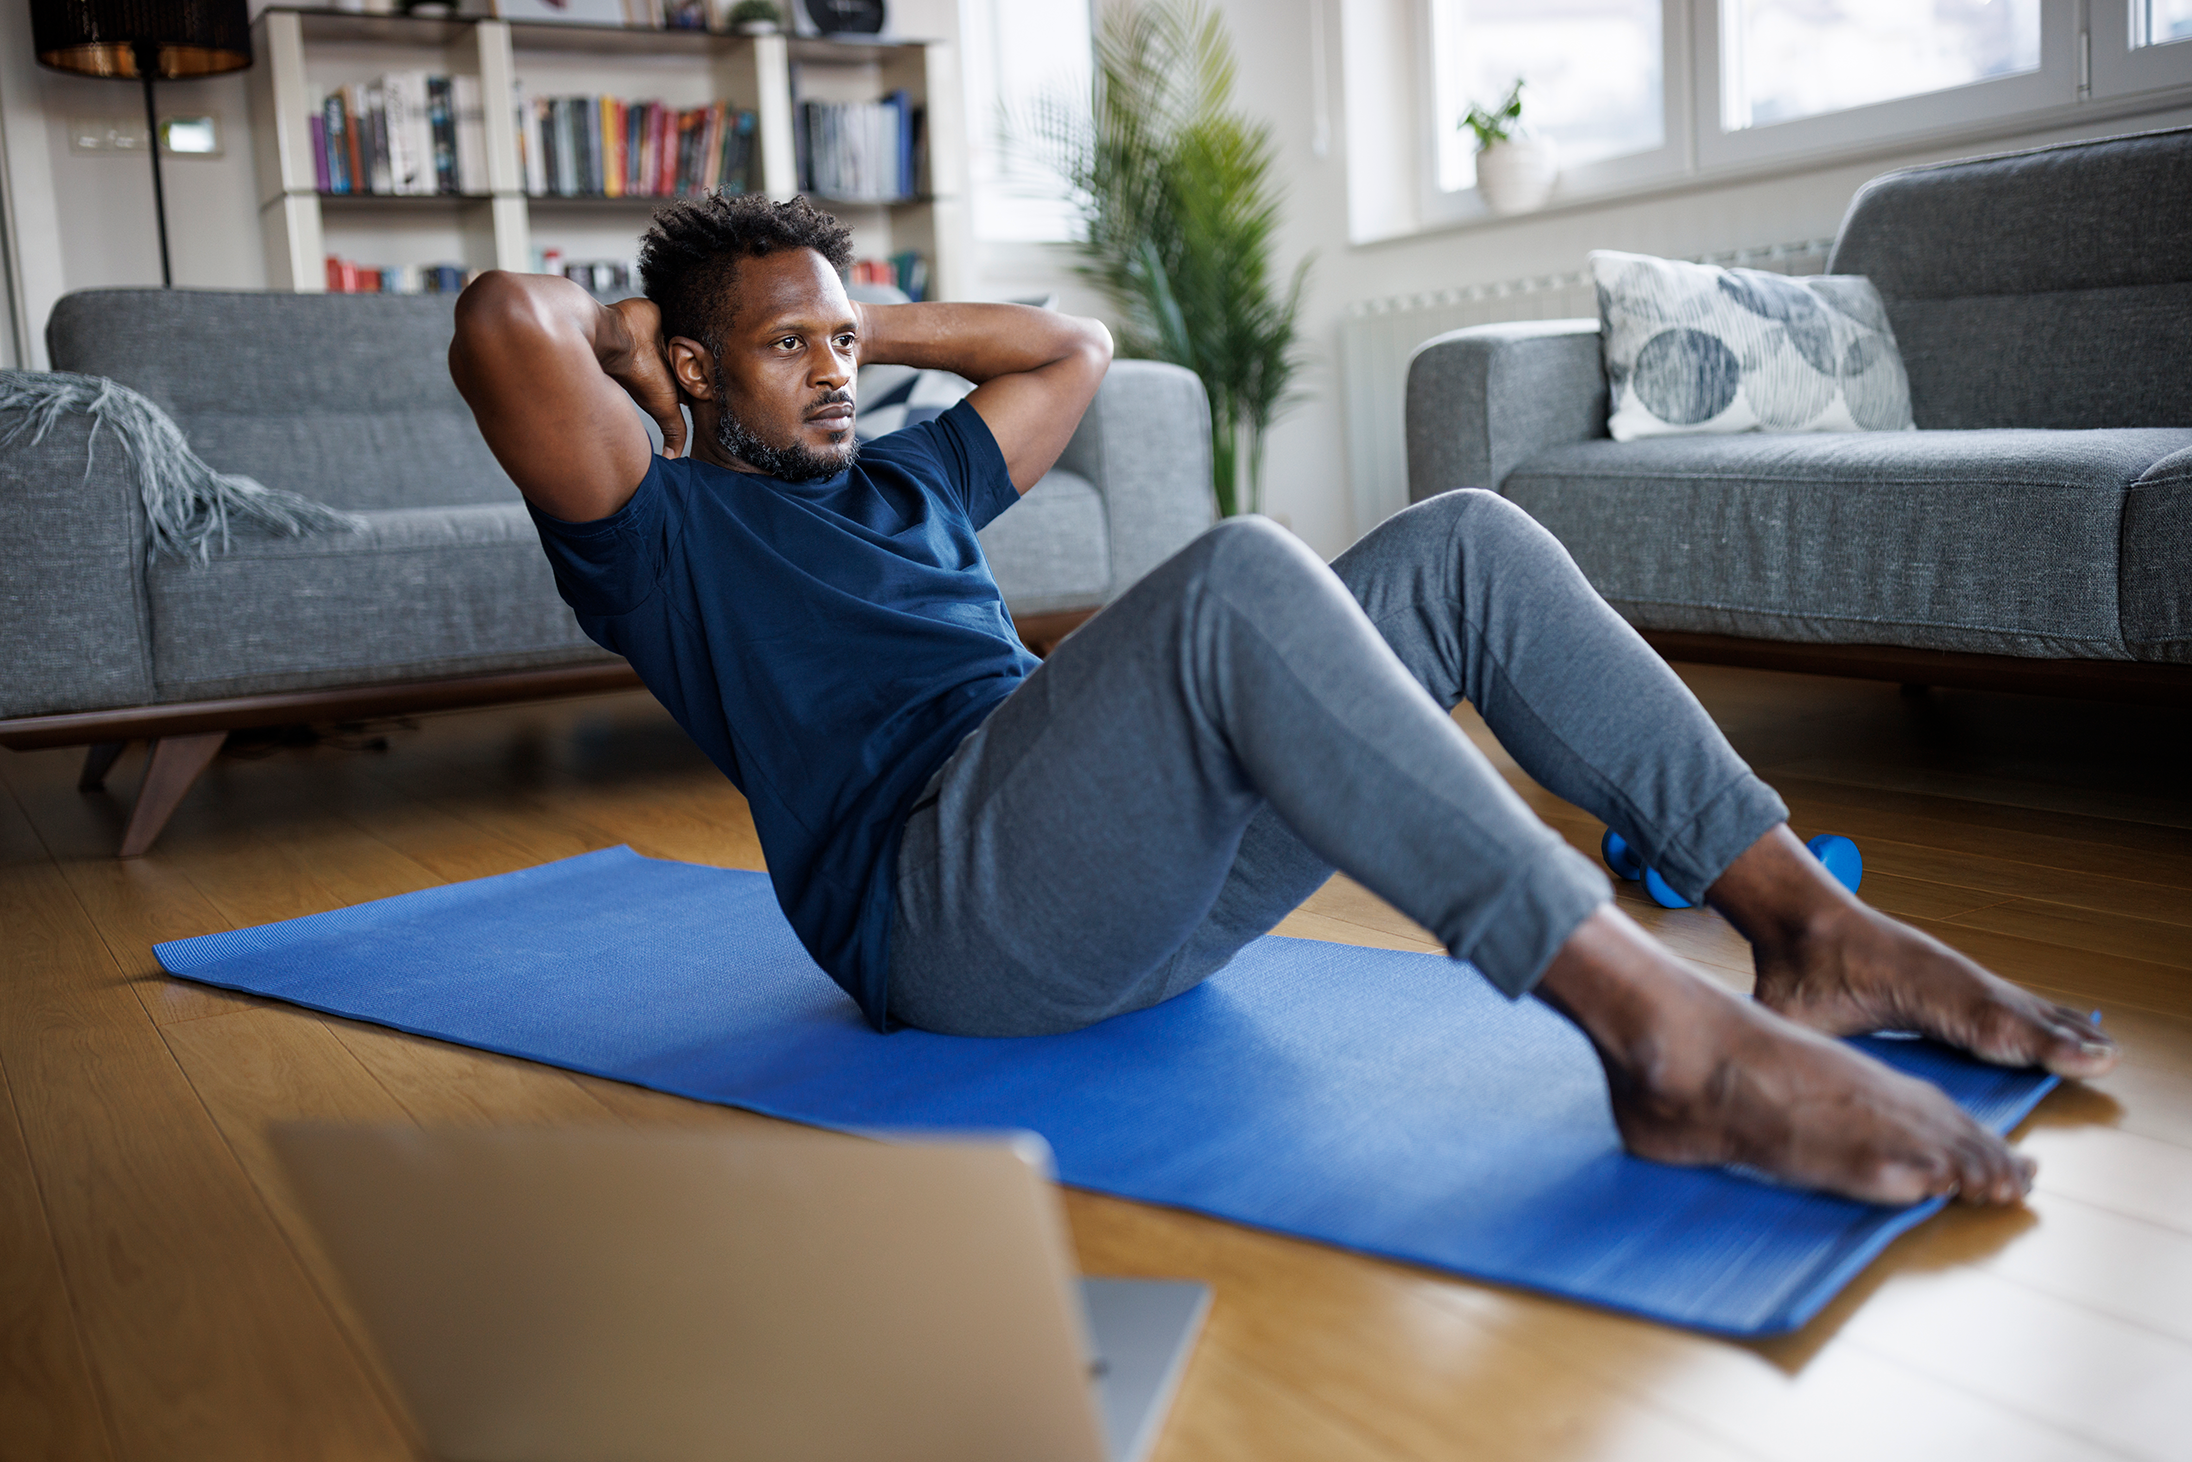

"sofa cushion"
[2122,445,2192,665]
[1501,428,2192,661]
[976,469,1110,616]
[1828,128,2192,430]
[46,289,522,513]
[147,504,617,701]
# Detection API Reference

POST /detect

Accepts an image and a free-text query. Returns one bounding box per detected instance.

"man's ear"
[666,337,716,402]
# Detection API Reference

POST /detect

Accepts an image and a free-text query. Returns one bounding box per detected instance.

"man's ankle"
[1534,907,1720,1091]
[1705,824,1856,958]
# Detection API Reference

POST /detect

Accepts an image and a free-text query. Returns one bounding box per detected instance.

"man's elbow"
[1054,318,1113,395]
[453,270,582,359]
[1075,316,1116,368]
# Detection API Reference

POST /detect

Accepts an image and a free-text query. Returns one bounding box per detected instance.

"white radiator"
[1338,238,1835,535]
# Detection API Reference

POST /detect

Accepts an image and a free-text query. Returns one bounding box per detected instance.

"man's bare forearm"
[853,300,1111,382]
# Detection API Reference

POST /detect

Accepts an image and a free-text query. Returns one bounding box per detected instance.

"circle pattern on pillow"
[1590,249,1917,442]
[1633,328,1741,425]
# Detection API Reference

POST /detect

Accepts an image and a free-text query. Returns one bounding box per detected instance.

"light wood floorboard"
[1,665,2187,1461]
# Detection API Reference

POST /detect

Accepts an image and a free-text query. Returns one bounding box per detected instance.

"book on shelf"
[850,251,929,302]
[795,89,919,203]
[536,255,642,301]
[325,257,474,294]
[310,72,488,196]
[515,93,757,200]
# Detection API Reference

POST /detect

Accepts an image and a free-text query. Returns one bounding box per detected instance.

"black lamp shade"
[32,0,252,80]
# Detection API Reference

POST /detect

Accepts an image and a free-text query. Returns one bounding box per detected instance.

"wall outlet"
[68,115,222,157]
[68,118,149,154]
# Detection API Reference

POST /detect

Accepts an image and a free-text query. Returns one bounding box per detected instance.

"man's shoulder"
[856,399,1002,492]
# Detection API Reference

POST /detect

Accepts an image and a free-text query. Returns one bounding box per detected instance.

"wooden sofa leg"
[78,741,129,791]
[119,732,226,858]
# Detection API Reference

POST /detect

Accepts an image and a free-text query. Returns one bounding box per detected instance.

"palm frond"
[1018,0,1312,514]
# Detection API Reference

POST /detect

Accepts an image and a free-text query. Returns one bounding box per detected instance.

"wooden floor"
[3,664,2189,1462]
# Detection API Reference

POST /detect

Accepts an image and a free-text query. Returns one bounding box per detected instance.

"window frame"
[1694,0,2080,171]
[1413,0,2192,224]
[2092,0,2192,98]
[1416,0,1694,231]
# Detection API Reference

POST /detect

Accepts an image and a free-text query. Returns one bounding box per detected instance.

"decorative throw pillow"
[1588,249,1915,442]
[855,363,973,442]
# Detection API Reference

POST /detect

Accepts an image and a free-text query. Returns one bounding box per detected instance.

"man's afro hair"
[638,192,854,347]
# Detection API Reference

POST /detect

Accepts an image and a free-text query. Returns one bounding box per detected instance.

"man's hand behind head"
[604,296,687,461]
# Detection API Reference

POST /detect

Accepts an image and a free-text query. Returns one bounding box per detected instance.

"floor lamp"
[30,0,252,287]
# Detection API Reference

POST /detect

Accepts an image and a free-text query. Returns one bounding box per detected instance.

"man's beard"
[713,372,859,483]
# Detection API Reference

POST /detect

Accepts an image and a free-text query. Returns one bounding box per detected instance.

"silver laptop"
[272,1122,1207,1462]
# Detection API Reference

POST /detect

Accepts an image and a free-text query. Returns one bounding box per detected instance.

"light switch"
[160,116,221,155]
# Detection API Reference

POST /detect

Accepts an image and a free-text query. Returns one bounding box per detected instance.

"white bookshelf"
[247,8,964,299]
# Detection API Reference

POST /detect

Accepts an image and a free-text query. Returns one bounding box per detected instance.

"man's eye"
[777,337,800,350]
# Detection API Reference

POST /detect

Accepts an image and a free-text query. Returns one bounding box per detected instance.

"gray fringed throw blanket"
[0,369,365,563]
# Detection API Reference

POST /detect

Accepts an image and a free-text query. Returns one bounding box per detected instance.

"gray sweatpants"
[888,489,1788,1036]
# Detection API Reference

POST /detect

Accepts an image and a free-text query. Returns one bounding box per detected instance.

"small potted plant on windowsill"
[1463,79,1558,216]
[725,0,782,34]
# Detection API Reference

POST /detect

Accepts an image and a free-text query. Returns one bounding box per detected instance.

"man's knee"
[1182,514,1328,590]
[1413,487,1541,549]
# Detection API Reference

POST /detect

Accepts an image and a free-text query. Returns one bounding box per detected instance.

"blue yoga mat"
[157,845,2055,1338]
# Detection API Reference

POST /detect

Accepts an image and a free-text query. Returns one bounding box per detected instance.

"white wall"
[1,0,269,366]
[33,68,269,292]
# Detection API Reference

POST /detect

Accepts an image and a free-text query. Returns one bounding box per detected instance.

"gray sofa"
[1405,125,2192,699]
[1,288,1212,852]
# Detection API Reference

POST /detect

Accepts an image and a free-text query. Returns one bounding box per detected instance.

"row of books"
[325,257,475,294]
[518,92,757,199]
[796,92,920,203]
[539,256,642,301]
[310,74,488,196]
[321,250,926,300]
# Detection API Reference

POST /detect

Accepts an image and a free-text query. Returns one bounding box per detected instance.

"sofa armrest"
[1055,358,1216,600]
[0,409,156,720]
[1404,320,1608,503]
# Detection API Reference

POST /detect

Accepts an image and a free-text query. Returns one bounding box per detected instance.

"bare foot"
[1708,826,2118,1079]
[1539,907,2035,1206]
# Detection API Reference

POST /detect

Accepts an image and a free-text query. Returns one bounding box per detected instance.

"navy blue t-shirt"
[528,400,1037,1029]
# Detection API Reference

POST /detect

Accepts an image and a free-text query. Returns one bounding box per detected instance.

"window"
[1410,0,2191,228]
[1420,0,1684,224]
[1720,0,2042,130]
[959,0,1092,243]
[2136,0,2192,47]
[1427,0,1665,192]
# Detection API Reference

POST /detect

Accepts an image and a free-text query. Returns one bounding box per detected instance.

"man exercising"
[451,194,2115,1208]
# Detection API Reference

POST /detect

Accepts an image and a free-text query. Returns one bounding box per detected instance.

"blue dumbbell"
[1601,828,1862,908]
[1806,833,1863,893]
[1600,828,1644,881]
[1603,830,1693,908]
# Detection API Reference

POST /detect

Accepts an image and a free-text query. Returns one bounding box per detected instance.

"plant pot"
[1474,138,1559,215]
[734,19,780,33]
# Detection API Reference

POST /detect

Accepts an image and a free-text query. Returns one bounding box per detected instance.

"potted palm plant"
[1030,0,1310,518]
[1463,79,1558,215]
